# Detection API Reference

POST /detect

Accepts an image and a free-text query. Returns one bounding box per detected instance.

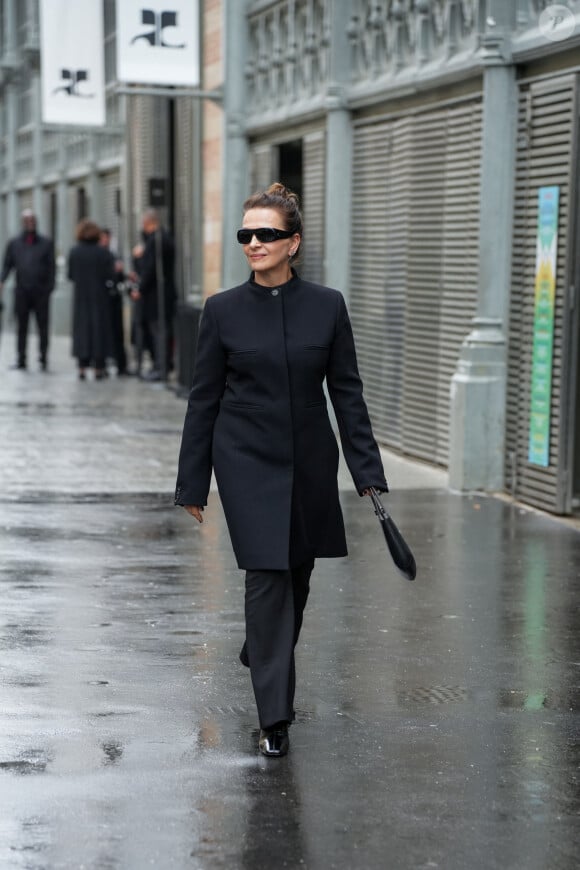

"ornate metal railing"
[347,0,483,82]
[243,0,580,120]
[244,0,486,116]
[245,0,331,110]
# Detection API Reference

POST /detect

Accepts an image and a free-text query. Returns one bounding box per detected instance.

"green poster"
[528,186,559,467]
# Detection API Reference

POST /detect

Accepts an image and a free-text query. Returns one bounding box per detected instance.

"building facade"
[222,0,580,516]
[0,0,220,329]
[1,1,580,515]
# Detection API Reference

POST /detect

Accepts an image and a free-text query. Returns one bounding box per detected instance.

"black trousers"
[148,316,174,373]
[15,287,50,365]
[109,293,127,374]
[241,559,314,730]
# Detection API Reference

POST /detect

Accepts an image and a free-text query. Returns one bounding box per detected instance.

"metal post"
[154,226,167,381]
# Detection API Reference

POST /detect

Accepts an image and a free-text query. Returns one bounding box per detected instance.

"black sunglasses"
[236,227,294,244]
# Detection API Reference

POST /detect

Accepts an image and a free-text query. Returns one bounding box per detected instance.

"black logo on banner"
[53,69,95,98]
[131,10,186,48]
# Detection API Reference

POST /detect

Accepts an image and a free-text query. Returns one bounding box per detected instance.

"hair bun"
[265,182,299,205]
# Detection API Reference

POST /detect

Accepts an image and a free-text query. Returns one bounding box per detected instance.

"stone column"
[5,84,18,232]
[448,3,518,492]
[323,1,352,301]
[221,0,249,290]
[4,0,19,232]
[87,134,101,221]
[51,136,71,335]
[31,69,43,218]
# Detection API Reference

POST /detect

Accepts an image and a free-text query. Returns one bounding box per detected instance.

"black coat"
[175,272,388,570]
[133,229,177,322]
[1,232,55,293]
[68,242,115,361]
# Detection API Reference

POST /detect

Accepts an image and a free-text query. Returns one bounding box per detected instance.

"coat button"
[271,289,279,296]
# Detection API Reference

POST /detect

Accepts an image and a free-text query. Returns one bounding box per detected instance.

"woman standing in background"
[69,219,114,381]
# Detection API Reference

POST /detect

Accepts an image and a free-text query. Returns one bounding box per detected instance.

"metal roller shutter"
[249,143,277,193]
[350,98,482,463]
[350,116,412,448]
[505,74,578,513]
[301,131,325,285]
[100,171,121,252]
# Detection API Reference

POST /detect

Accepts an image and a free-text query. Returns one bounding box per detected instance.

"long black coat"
[175,273,388,570]
[68,241,114,361]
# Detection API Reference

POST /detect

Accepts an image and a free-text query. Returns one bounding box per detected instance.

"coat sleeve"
[174,297,227,506]
[1,241,14,283]
[138,237,157,295]
[326,293,388,495]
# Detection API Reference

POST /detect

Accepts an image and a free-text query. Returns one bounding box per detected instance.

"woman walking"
[175,183,388,757]
[69,219,114,380]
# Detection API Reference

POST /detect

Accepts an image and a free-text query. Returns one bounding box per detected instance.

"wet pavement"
[1,335,579,869]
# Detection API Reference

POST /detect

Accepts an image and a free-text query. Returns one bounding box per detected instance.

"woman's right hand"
[184,505,204,524]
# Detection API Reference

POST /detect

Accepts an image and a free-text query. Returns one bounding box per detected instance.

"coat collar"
[247,268,299,294]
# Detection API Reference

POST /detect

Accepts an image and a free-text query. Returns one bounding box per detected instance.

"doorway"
[277,139,303,200]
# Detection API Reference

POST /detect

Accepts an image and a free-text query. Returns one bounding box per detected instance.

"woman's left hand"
[184,505,204,523]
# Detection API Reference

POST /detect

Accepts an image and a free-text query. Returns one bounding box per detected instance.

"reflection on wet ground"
[0,491,579,869]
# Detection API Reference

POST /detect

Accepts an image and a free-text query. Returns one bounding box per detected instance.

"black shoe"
[10,361,26,370]
[40,358,48,372]
[141,369,162,382]
[259,724,289,757]
[239,641,250,668]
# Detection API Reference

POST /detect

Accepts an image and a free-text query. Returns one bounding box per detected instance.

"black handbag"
[368,487,416,581]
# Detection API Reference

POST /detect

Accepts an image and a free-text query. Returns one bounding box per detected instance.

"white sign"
[116,0,199,87]
[40,0,105,126]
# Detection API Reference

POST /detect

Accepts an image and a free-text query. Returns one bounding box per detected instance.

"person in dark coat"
[175,183,388,758]
[68,219,115,380]
[0,210,55,371]
[99,228,129,376]
[131,209,177,380]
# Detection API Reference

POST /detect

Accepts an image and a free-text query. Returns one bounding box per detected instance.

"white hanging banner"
[116,0,199,87]
[39,0,106,126]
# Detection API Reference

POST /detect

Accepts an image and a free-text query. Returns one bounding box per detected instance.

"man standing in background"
[131,209,176,381]
[0,210,56,371]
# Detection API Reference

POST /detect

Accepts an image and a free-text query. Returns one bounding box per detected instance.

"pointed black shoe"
[239,641,250,667]
[259,724,289,758]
